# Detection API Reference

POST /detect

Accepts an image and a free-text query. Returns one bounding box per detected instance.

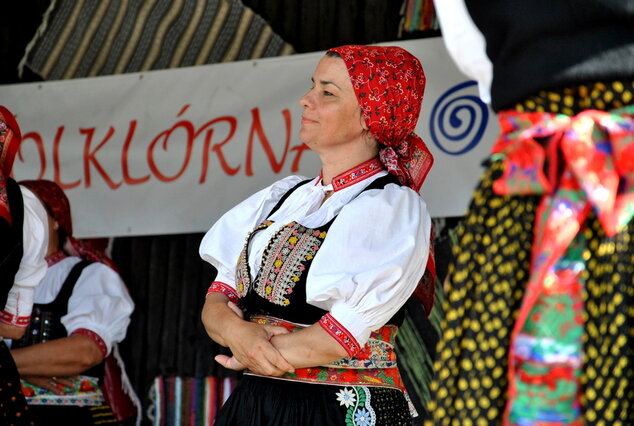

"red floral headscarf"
[19,179,118,271]
[0,106,22,224]
[328,45,434,192]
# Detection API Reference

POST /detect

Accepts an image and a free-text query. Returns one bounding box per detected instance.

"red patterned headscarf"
[0,106,22,224]
[328,45,434,192]
[19,179,118,271]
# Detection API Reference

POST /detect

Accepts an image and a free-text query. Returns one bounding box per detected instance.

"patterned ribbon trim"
[71,328,108,358]
[319,313,362,357]
[207,281,239,304]
[330,157,384,191]
[490,106,634,423]
[45,250,68,267]
[21,375,105,406]
[246,315,405,391]
[0,309,31,327]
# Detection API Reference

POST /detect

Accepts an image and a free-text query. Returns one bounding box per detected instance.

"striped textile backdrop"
[19,0,294,80]
[148,376,236,426]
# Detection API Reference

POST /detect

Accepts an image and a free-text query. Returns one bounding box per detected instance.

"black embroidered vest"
[12,260,105,378]
[237,174,405,326]
[12,260,93,348]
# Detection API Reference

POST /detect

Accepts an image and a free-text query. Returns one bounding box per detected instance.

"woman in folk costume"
[428,0,634,424]
[0,106,49,426]
[10,180,140,426]
[200,44,436,425]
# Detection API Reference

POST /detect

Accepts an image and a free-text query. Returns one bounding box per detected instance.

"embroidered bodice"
[201,158,432,348]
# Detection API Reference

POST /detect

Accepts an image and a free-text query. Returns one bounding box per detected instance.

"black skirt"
[214,375,413,426]
[0,340,34,425]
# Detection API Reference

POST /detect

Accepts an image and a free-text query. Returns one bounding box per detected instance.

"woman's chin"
[298,132,316,148]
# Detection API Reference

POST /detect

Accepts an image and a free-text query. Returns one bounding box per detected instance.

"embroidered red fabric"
[71,327,108,358]
[207,281,240,304]
[0,310,30,327]
[19,179,119,271]
[318,313,361,357]
[0,106,22,225]
[330,158,384,191]
[250,315,405,391]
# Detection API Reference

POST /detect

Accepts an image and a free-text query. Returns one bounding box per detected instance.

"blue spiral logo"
[429,80,489,156]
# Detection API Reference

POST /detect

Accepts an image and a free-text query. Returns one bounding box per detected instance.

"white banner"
[1,38,498,238]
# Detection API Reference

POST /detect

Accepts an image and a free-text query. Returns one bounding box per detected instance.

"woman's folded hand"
[219,320,294,376]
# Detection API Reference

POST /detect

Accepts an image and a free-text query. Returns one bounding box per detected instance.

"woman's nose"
[299,91,312,108]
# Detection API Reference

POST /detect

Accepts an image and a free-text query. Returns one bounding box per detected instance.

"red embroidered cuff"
[71,328,108,358]
[319,313,361,357]
[207,281,239,304]
[0,310,30,327]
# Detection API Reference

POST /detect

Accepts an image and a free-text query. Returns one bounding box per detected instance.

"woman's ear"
[358,108,369,131]
[53,221,59,231]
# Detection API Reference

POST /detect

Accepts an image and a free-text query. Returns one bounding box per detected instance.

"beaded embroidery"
[255,222,327,306]
[336,386,377,426]
[236,220,328,306]
[235,220,272,297]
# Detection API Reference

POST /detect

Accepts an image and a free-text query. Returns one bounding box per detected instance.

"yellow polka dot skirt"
[426,80,634,424]
[581,215,634,424]
[514,80,634,116]
[426,140,634,424]
[425,161,538,425]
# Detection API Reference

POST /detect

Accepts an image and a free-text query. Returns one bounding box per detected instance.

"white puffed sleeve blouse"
[200,166,431,351]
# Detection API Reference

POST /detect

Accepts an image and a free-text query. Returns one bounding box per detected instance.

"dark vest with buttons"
[12,260,92,348]
[12,260,105,378]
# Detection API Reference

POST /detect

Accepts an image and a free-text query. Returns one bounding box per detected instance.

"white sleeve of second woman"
[61,262,135,356]
[1,186,49,325]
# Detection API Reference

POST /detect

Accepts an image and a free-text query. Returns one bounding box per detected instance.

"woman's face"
[299,55,366,151]
[45,211,60,256]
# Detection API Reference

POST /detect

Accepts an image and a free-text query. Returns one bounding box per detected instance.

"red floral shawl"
[19,179,118,271]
